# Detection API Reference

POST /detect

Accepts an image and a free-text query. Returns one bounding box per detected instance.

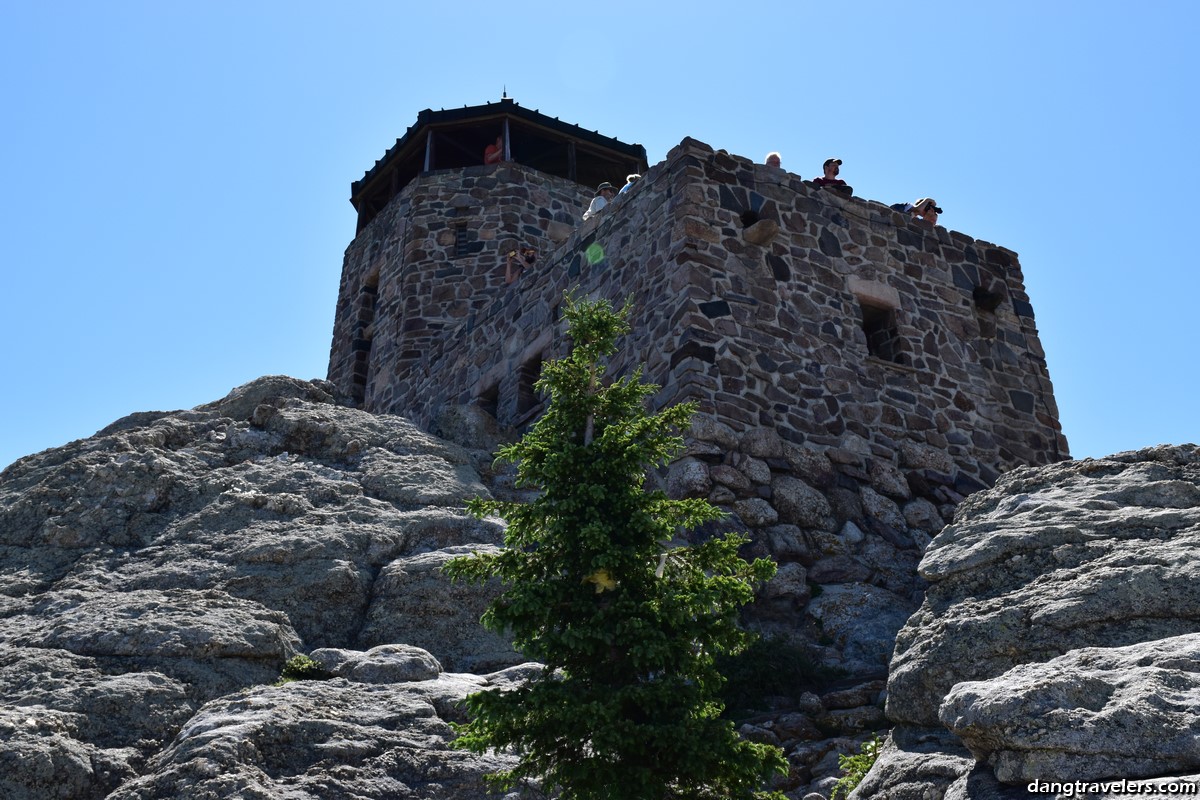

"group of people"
[581,155,941,227]
[765,153,942,224]
[583,173,640,221]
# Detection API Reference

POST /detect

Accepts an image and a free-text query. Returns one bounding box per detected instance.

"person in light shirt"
[582,182,617,222]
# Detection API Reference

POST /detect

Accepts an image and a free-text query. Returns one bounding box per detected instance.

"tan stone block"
[848,276,901,309]
[546,221,572,242]
[678,218,719,243]
[744,219,780,246]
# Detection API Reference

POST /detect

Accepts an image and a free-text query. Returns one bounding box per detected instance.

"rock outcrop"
[856,445,1200,799]
[0,376,525,799]
[0,376,889,799]
[6,376,1194,799]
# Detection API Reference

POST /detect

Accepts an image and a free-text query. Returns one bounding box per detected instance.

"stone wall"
[327,162,592,407]
[322,137,1073,759]
[329,136,1068,485]
[327,136,1070,687]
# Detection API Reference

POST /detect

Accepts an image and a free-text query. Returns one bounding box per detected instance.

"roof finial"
[502,85,508,99]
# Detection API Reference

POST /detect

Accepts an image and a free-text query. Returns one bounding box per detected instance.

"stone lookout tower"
[328,99,1069,507]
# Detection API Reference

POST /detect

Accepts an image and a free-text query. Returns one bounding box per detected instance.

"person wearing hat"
[812,158,848,190]
[890,197,943,224]
[583,182,617,221]
[909,198,942,224]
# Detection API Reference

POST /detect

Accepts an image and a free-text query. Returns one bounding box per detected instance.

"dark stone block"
[896,228,921,248]
[985,248,1013,268]
[818,228,842,258]
[768,255,791,281]
[953,472,989,496]
[1009,389,1035,414]
[885,388,917,406]
[808,557,871,584]
[978,464,1000,486]
[699,300,732,318]
[865,517,914,550]
[719,185,744,212]
[964,244,979,263]
[756,353,779,371]
[522,225,542,237]
[670,340,717,369]
[906,471,933,497]
[922,469,954,486]
[951,265,977,292]
[749,191,766,213]
[1012,299,1035,318]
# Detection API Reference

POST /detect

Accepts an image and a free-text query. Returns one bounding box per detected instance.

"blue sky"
[2,1,1197,471]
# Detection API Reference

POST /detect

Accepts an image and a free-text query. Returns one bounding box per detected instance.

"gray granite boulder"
[860,445,1200,798]
[107,667,532,800]
[941,633,1200,784]
[889,445,1200,727]
[0,376,518,800]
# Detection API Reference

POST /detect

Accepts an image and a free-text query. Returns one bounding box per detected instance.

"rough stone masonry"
[329,136,1069,492]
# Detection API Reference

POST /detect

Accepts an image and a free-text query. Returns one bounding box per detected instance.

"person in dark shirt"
[812,158,848,190]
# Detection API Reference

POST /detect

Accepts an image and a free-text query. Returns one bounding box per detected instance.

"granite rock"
[864,445,1200,798]
[0,376,516,800]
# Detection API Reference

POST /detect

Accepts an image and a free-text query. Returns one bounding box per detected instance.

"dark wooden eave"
[350,98,647,231]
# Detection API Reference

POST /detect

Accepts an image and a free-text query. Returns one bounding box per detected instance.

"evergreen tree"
[444,294,786,800]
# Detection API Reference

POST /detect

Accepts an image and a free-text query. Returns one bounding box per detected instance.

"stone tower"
[327,99,1070,677]
[329,100,1068,487]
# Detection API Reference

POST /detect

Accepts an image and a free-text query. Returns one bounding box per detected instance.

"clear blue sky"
[2,1,1197,471]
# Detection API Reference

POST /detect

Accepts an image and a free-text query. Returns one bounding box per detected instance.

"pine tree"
[444,294,786,800]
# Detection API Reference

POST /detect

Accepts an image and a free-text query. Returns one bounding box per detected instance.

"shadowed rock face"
[856,444,1200,799]
[0,376,523,799]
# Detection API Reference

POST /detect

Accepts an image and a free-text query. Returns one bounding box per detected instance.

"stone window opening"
[476,383,499,420]
[515,353,546,426]
[973,284,1005,340]
[740,208,780,246]
[859,302,907,366]
[453,224,470,259]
